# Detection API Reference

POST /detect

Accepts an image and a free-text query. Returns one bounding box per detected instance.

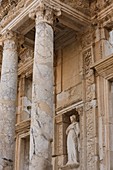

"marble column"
[29,3,54,170]
[0,31,18,170]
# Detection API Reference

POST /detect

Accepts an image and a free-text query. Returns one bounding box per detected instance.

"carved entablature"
[90,0,112,16]
[92,3,113,29]
[0,0,32,29]
[0,0,91,39]
[0,0,19,22]
[91,53,113,80]
[60,0,90,15]
[0,0,11,21]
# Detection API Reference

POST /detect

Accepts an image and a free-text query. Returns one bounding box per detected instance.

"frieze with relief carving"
[60,0,90,14]
[90,0,113,16]
[0,0,18,21]
[0,0,11,21]
[0,0,32,29]
[81,32,92,49]
[83,48,97,170]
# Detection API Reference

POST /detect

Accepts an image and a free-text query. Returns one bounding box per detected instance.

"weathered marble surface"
[0,31,18,170]
[29,18,54,170]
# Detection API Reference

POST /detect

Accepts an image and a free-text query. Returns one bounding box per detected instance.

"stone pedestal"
[60,163,80,170]
[0,31,18,170]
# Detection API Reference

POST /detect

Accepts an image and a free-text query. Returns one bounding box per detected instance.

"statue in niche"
[66,114,80,166]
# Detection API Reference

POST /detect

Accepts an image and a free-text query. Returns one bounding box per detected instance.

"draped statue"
[66,114,80,166]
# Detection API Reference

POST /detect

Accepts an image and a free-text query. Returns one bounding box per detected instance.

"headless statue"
[66,114,80,165]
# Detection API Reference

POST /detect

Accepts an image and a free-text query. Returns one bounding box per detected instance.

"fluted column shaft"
[0,31,18,170]
[29,3,54,170]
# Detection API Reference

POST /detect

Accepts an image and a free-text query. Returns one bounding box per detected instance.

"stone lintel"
[0,0,91,35]
[56,101,83,115]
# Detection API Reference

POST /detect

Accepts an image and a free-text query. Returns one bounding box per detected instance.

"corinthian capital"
[29,1,61,25]
[0,30,25,52]
[3,30,17,42]
[0,30,17,47]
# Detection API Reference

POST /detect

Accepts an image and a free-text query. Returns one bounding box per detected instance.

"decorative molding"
[15,119,31,134]
[83,48,94,77]
[56,101,83,115]
[0,0,91,35]
[83,47,97,169]
[91,54,113,80]
[92,3,113,28]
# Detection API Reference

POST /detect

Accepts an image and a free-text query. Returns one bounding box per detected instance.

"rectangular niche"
[16,133,30,170]
[21,74,32,122]
[54,106,81,168]
[17,73,33,123]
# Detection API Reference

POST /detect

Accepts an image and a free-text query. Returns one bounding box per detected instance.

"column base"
[60,163,80,170]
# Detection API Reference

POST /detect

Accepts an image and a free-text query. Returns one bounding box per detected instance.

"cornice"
[56,101,83,114]
[97,3,113,21]
[45,0,91,25]
[91,54,113,80]
[0,0,40,34]
[92,3,113,28]
[0,0,91,35]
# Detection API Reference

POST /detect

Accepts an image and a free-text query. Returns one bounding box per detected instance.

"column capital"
[29,1,61,25]
[3,30,17,42]
[0,30,17,46]
[0,30,24,50]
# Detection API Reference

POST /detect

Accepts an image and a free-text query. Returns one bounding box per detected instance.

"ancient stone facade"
[0,0,113,170]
